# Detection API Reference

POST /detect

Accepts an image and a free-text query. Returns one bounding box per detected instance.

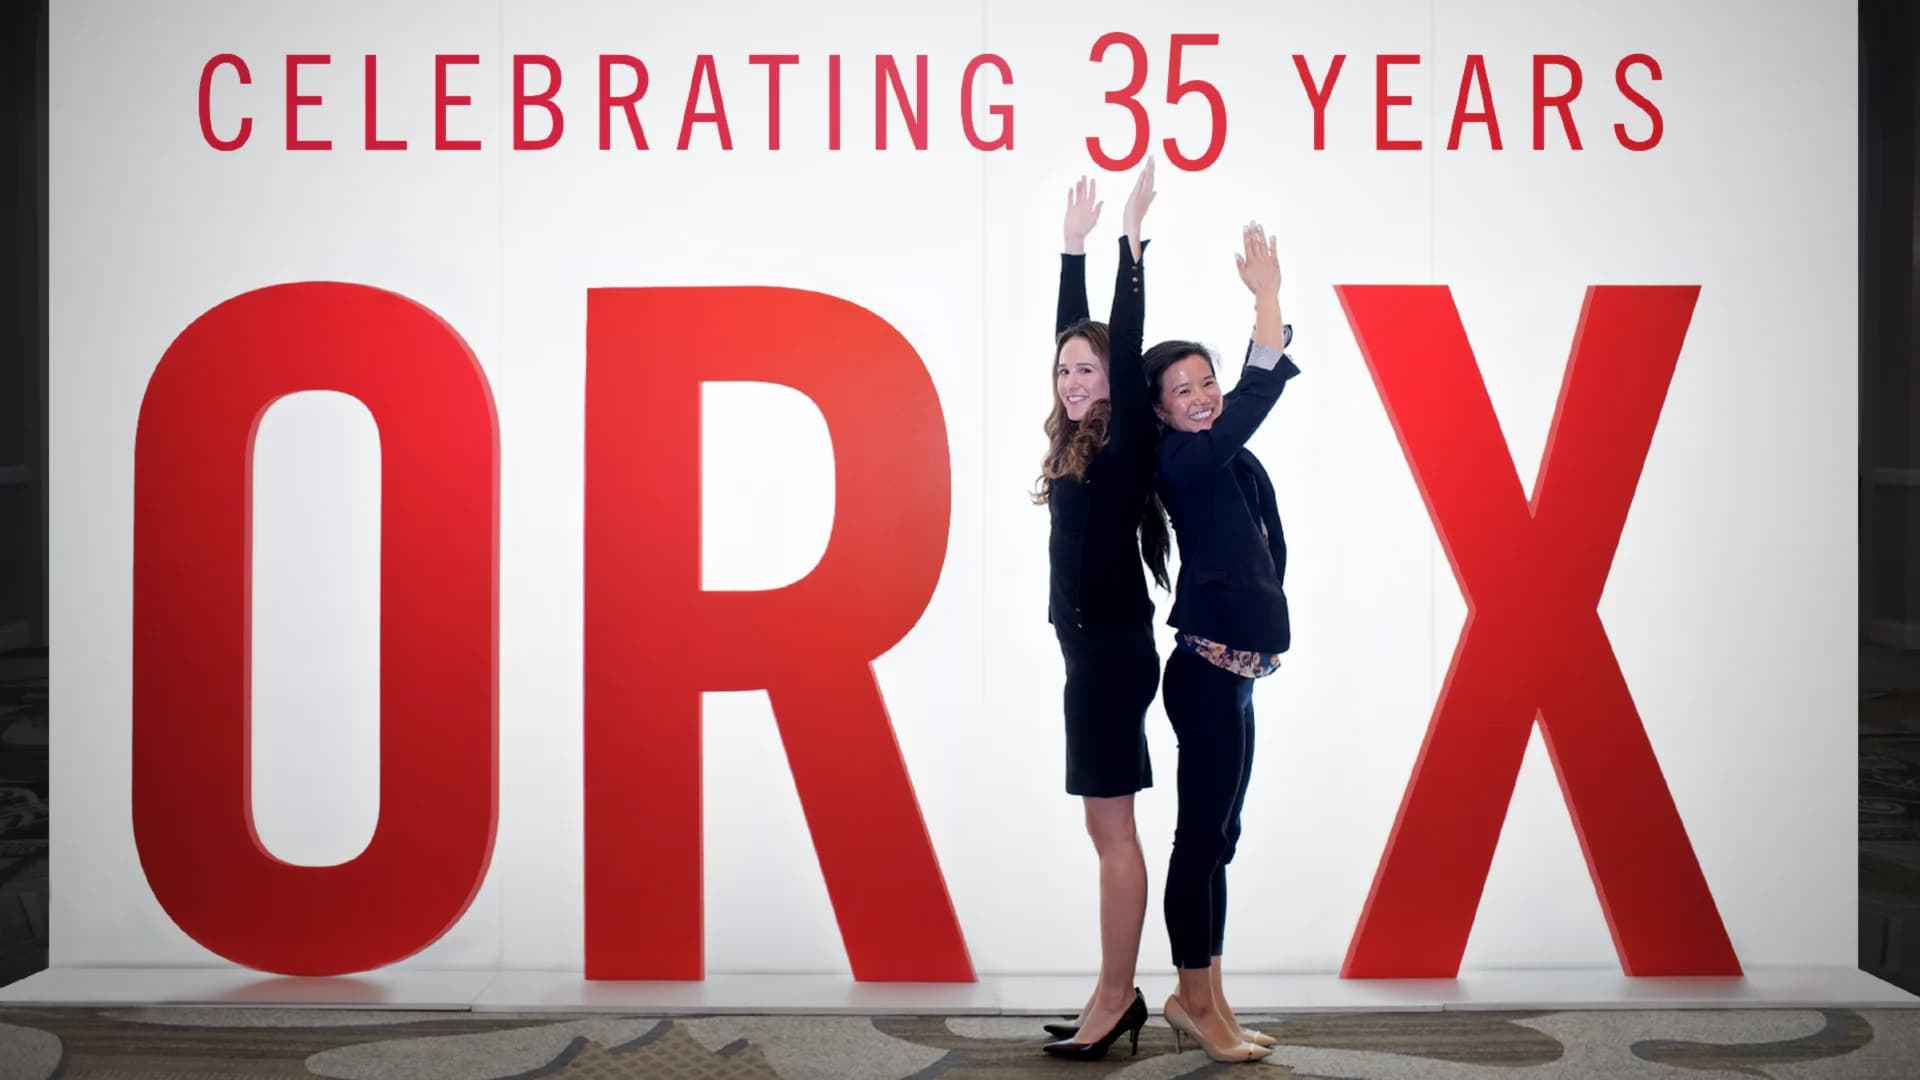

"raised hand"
[1234,221,1281,297]
[1122,156,1156,258]
[1063,176,1103,255]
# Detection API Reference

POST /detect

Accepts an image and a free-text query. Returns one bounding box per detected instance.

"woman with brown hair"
[1034,160,1169,1062]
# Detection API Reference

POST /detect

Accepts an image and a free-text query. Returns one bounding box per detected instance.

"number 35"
[1087,32,1227,172]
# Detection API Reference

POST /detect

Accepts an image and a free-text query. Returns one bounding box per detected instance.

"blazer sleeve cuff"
[1244,327,1296,374]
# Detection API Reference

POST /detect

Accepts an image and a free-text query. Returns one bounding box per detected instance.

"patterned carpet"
[2,1005,1920,1078]
[4,652,1920,1075]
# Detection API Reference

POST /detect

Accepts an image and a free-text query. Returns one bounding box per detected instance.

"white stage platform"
[1,968,1914,1014]
[0,968,496,1009]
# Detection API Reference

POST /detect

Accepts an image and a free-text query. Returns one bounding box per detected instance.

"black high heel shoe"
[1041,989,1147,1061]
[1041,1020,1079,1039]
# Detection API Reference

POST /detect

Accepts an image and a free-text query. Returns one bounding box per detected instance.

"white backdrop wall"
[52,0,1856,976]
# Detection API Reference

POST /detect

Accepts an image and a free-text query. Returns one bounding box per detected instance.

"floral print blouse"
[1176,633,1283,679]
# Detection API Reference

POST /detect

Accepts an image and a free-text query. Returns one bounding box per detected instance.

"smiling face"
[1154,353,1223,432]
[1055,335,1111,423]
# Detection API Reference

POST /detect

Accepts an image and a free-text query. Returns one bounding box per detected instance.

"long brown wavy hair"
[1034,321,1111,500]
[1034,320,1172,590]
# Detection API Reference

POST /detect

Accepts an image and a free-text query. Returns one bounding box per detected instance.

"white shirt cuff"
[1246,324,1293,371]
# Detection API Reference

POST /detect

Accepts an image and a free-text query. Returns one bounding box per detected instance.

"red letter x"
[1336,285,1740,978]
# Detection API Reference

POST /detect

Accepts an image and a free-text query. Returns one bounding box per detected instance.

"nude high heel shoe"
[1162,995,1271,1063]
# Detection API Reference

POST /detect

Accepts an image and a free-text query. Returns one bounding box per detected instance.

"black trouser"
[1161,646,1256,970]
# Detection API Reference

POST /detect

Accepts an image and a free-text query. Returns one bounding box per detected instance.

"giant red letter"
[1336,285,1739,978]
[133,283,500,975]
[584,287,973,981]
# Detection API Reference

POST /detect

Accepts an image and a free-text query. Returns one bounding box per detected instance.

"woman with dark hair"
[1033,161,1170,1062]
[1143,222,1297,1065]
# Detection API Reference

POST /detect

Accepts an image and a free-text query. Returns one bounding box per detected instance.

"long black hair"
[1136,343,1213,594]
[1135,340,1218,593]
[1140,493,1171,591]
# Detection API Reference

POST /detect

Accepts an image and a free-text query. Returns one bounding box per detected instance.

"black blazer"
[1157,352,1301,654]
[1047,237,1155,631]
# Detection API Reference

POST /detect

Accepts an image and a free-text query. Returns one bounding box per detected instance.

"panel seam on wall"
[979,0,990,860]
[1427,0,1437,700]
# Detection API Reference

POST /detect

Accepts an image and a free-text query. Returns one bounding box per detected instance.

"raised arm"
[1222,222,1292,409]
[1237,221,1287,357]
[1106,160,1155,444]
[1056,176,1100,333]
[1159,358,1297,485]
[1160,223,1300,485]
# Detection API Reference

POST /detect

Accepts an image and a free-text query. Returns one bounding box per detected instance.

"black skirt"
[1055,620,1159,797]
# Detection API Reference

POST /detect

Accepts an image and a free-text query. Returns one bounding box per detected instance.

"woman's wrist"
[1251,294,1285,351]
